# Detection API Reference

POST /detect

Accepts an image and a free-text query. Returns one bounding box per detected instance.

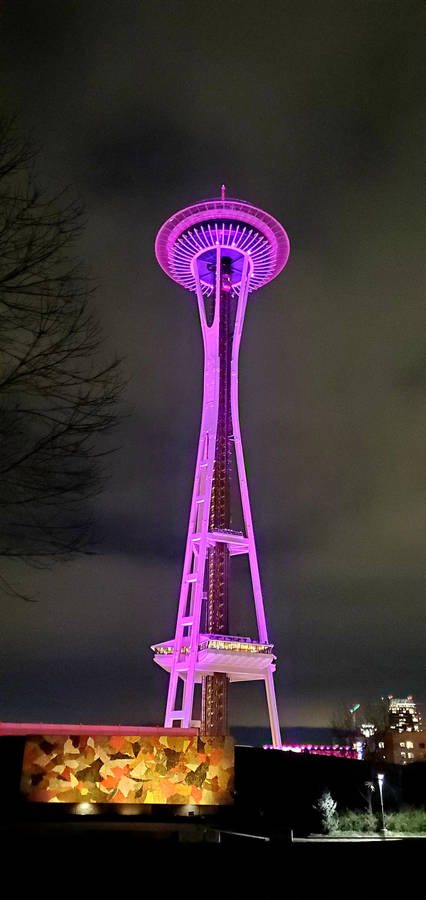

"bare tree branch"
[0,119,125,579]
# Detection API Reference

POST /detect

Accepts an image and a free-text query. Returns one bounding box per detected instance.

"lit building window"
[408,752,414,758]
[400,751,406,757]
[400,741,406,747]
[378,741,384,748]
[406,741,413,749]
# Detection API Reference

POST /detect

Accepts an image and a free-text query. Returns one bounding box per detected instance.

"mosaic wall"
[20,733,234,805]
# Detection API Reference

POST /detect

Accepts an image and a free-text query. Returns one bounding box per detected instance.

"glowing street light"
[377,773,386,835]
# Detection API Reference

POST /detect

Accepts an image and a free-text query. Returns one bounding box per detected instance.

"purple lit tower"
[152,188,289,748]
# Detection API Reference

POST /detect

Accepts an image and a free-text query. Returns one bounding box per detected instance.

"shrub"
[337,806,426,834]
[338,810,377,834]
[313,790,339,834]
[384,808,426,833]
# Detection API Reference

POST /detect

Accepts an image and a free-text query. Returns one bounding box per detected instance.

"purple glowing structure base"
[152,190,290,748]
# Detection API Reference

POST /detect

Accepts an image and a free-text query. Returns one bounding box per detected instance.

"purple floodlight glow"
[152,191,289,749]
[263,743,361,760]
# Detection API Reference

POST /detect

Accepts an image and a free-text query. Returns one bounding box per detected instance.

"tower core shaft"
[203,260,233,735]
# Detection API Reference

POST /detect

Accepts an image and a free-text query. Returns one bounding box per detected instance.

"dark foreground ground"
[1,820,422,897]
[2,737,424,882]
[1,803,423,893]
[3,805,423,848]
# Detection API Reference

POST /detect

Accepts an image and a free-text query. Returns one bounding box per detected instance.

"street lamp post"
[377,772,386,835]
[349,702,360,731]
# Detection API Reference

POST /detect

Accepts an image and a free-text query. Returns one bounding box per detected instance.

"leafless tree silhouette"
[0,120,123,591]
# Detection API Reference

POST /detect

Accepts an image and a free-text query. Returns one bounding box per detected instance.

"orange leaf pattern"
[20,733,234,805]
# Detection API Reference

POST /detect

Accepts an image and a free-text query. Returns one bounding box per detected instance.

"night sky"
[1,1,424,730]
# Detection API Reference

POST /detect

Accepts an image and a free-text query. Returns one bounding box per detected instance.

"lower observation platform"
[152,634,276,682]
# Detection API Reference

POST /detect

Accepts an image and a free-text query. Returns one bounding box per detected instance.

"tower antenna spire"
[221,183,226,201]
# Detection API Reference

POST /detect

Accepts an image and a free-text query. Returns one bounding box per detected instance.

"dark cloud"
[88,113,232,198]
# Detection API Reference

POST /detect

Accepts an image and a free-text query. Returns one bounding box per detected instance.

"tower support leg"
[264,668,282,749]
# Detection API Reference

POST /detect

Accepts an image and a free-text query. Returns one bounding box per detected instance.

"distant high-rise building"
[360,722,376,738]
[387,696,422,732]
[369,730,425,765]
[366,696,425,765]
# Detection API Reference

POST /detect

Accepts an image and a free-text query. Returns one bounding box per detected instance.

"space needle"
[152,187,290,748]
